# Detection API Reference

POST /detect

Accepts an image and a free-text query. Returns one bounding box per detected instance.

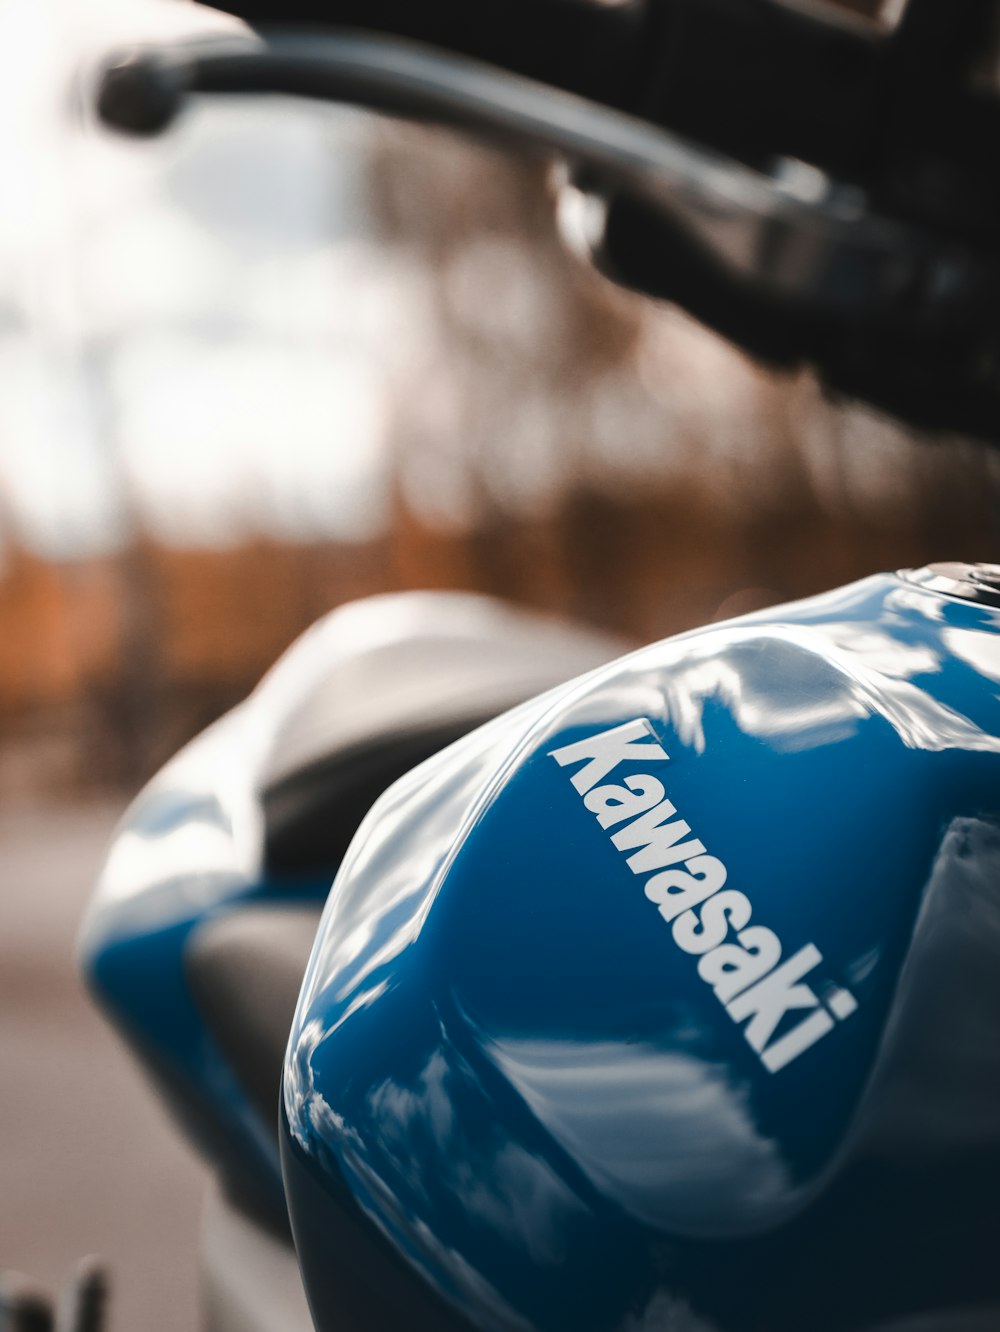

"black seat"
[186,904,325,1137]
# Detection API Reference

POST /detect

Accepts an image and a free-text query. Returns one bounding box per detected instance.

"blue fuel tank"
[282,566,1000,1332]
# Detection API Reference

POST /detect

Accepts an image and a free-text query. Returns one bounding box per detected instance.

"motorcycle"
[8,2,1000,1329]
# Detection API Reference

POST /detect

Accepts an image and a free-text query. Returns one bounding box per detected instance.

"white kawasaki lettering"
[610,800,707,874]
[698,925,782,1004]
[549,718,857,1074]
[549,718,669,795]
[726,944,826,1053]
[584,775,665,829]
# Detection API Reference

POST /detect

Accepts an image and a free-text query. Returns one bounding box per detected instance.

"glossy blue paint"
[79,709,329,1217]
[283,571,1000,1332]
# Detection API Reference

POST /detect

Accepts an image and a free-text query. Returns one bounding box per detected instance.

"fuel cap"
[901,562,1000,608]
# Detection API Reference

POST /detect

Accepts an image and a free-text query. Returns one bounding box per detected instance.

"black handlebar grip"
[96,53,186,135]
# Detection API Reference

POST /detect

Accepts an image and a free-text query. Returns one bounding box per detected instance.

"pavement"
[0,801,208,1332]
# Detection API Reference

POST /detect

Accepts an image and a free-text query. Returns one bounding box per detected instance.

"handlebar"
[94,29,926,309]
[92,5,1000,443]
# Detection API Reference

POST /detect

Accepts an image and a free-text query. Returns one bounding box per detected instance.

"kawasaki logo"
[549,718,857,1074]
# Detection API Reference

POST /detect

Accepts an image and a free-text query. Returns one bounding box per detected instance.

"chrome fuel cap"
[901,562,1000,609]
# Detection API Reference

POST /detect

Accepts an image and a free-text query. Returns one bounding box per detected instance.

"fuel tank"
[282,566,1000,1332]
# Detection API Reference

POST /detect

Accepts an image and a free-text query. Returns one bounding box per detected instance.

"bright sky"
[0,0,394,558]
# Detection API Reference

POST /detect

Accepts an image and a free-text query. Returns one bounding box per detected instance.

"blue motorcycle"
[19,2,1000,1329]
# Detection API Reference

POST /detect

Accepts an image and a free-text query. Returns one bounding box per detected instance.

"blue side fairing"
[79,710,330,1216]
[283,573,1000,1332]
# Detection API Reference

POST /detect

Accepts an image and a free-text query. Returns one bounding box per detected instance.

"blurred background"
[1,0,999,1327]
